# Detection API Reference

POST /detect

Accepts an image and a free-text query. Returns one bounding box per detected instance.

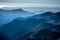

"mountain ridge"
[0,11,60,40]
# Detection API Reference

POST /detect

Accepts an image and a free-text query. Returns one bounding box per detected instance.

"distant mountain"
[0,7,20,10]
[0,8,26,13]
[31,12,60,23]
[30,12,60,32]
[0,8,35,26]
[12,9,26,12]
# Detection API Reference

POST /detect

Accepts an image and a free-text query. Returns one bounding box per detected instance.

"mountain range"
[0,8,34,26]
[0,8,60,40]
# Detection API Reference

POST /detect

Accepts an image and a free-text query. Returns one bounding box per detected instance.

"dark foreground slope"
[24,30,60,40]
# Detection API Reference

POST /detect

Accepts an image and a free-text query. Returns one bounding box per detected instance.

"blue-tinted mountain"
[18,12,60,40]
[0,8,25,12]
[24,29,60,40]
[0,12,60,40]
[0,16,42,40]
[0,8,34,15]
[0,8,35,26]
[0,32,10,40]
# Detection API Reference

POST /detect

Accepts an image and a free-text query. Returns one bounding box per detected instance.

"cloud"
[0,3,60,8]
[0,0,60,4]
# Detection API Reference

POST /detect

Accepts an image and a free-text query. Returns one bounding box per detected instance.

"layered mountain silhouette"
[18,12,60,40]
[0,8,25,12]
[0,11,60,40]
[0,8,34,26]
[0,8,34,15]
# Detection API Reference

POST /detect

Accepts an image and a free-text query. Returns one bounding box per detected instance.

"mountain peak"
[0,8,27,13]
[0,8,24,11]
[12,8,25,12]
[42,12,54,15]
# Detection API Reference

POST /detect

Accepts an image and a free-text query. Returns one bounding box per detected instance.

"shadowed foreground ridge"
[23,30,60,40]
[0,9,60,40]
[0,32,10,40]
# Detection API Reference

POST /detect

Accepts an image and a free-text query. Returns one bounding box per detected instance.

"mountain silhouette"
[0,16,42,40]
[17,12,60,40]
[0,8,27,13]
[25,29,60,40]
[0,8,34,26]
[0,12,60,40]
[0,8,24,11]
[12,9,23,11]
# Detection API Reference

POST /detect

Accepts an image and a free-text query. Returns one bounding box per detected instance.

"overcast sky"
[0,0,60,8]
[0,0,60,4]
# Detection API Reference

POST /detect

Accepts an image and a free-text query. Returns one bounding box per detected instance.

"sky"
[0,0,60,4]
[0,0,60,8]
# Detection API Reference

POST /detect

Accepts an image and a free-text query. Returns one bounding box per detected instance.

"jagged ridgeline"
[0,8,60,40]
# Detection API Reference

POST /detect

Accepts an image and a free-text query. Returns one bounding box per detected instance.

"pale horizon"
[0,0,60,4]
[0,3,60,8]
